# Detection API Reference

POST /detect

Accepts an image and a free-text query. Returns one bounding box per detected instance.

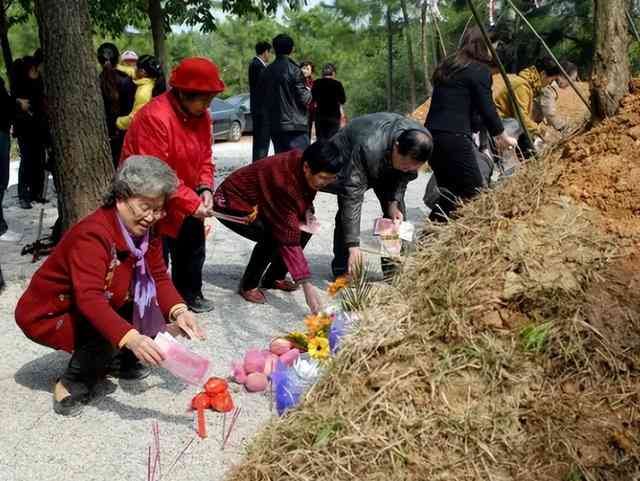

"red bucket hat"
[170,57,225,94]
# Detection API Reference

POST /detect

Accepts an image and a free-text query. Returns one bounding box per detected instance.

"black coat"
[258,55,311,133]
[426,62,503,137]
[100,69,135,139]
[248,56,266,118]
[311,77,346,120]
[13,76,49,141]
[326,112,430,247]
[0,77,15,134]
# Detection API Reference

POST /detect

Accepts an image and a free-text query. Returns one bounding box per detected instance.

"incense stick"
[222,412,226,446]
[222,408,242,450]
[163,437,195,480]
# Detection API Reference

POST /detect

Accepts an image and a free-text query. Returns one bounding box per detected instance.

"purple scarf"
[117,214,166,337]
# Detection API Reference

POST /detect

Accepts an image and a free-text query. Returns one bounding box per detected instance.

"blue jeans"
[271,131,309,154]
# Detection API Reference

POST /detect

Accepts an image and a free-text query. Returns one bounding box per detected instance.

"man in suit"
[249,41,272,162]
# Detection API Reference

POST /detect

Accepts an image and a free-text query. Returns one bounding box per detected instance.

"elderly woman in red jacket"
[15,156,205,417]
[121,57,225,314]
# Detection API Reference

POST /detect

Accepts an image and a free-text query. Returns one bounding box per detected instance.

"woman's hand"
[193,202,214,220]
[302,281,322,314]
[168,311,206,340]
[125,332,165,367]
[494,132,518,152]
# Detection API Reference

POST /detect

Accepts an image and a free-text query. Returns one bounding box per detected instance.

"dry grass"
[226,110,640,481]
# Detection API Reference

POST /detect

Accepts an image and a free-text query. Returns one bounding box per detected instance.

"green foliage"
[519,322,553,353]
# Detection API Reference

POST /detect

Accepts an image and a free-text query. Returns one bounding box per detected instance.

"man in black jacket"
[326,113,433,278]
[258,34,311,154]
[248,41,272,162]
[311,63,346,140]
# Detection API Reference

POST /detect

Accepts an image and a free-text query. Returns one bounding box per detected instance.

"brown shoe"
[262,279,299,292]
[239,287,266,304]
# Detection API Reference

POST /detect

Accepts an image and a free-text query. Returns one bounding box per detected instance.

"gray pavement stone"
[0,137,428,481]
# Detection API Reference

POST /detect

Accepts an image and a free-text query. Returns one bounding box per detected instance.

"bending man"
[327,113,433,278]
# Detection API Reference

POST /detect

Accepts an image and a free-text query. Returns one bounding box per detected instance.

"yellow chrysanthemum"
[327,275,349,296]
[308,336,330,360]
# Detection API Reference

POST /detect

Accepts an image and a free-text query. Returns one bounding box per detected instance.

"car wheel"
[228,121,242,142]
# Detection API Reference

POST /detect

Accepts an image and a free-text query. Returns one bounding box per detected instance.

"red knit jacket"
[15,207,183,353]
[214,150,315,281]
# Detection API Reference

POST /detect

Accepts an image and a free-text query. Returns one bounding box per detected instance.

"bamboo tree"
[400,0,417,110]
[420,1,433,97]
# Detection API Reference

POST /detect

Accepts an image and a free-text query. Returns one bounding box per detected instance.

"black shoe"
[52,381,84,417]
[53,394,84,417]
[83,379,118,403]
[109,351,151,380]
[19,199,32,209]
[187,295,214,313]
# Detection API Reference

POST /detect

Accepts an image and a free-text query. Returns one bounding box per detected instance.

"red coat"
[120,91,214,238]
[15,207,183,353]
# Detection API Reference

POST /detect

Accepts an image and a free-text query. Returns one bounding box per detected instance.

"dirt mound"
[227,92,640,481]
[557,92,640,237]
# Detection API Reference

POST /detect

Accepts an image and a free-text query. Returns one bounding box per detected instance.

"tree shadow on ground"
[14,350,70,393]
[92,396,194,427]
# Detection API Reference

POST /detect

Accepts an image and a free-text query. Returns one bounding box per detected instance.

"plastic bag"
[154,332,211,385]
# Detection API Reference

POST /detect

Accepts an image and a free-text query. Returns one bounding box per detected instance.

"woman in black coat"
[425,27,516,221]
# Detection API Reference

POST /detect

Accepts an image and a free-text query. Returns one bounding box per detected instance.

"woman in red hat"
[121,57,225,313]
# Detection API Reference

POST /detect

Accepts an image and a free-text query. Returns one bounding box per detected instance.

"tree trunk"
[591,0,631,118]
[400,0,416,111]
[386,6,393,111]
[35,0,113,230]
[420,2,432,98]
[148,0,167,76]
[0,0,14,89]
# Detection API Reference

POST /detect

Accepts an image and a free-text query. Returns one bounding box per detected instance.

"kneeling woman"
[15,156,205,416]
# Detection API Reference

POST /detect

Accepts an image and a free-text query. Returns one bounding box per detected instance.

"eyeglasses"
[126,200,166,220]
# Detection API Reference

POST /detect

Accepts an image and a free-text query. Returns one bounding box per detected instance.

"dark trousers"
[0,131,9,233]
[60,304,133,398]
[331,189,406,279]
[427,131,485,222]
[219,216,312,290]
[164,216,206,303]
[17,136,46,202]
[271,130,310,154]
[109,131,126,168]
[251,114,270,162]
[315,117,341,140]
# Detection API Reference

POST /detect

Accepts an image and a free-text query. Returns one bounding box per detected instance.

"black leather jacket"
[326,112,430,247]
[258,55,311,133]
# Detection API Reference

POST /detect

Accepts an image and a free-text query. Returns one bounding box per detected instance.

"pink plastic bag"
[154,332,210,385]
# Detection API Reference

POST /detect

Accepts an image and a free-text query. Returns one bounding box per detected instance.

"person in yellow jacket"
[116,55,166,130]
[118,50,138,78]
[494,57,567,155]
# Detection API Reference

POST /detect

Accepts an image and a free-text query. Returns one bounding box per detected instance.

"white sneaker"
[0,229,23,242]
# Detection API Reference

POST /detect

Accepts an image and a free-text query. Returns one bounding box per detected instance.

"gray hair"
[103,155,178,207]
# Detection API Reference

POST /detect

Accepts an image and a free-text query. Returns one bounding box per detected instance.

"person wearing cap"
[121,57,225,313]
[119,50,139,77]
[116,55,167,131]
